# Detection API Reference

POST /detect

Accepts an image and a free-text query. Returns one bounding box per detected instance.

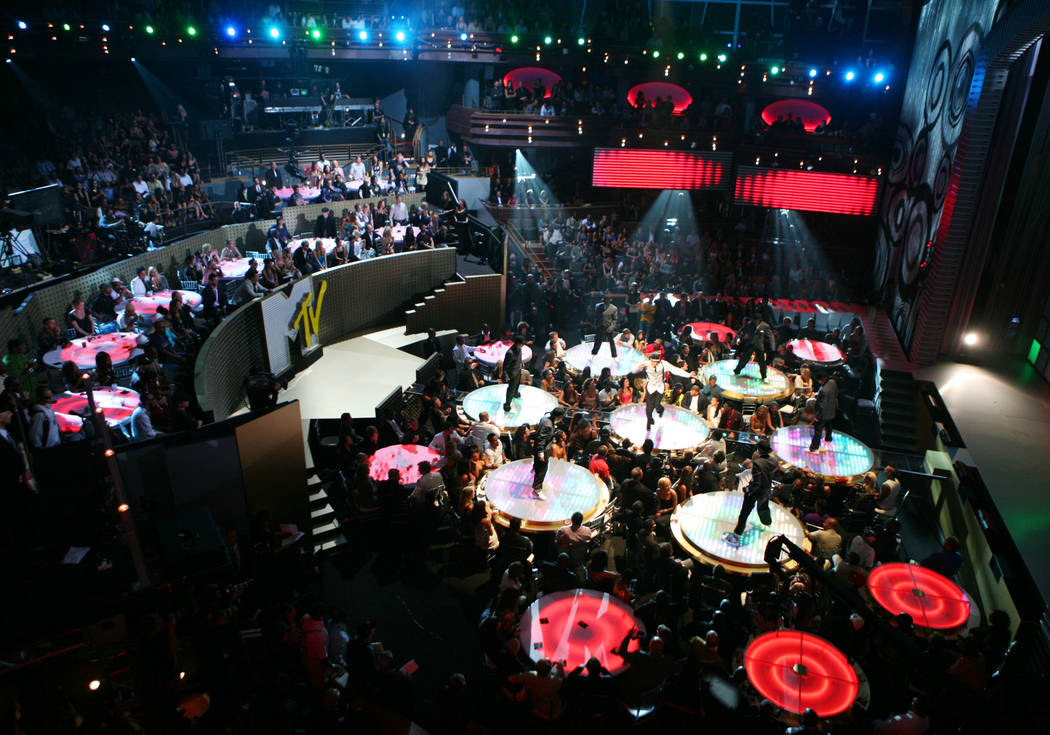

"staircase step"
[308,488,328,503]
[312,518,340,535]
[310,503,335,519]
[313,535,347,555]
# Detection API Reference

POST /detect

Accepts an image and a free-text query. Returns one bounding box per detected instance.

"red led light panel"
[868,563,971,630]
[592,148,728,189]
[745,631,859,717]
[734,167,880,215]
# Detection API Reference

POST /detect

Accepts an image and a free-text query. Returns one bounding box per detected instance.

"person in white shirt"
[597,382,618,408]
[221,239,242,260]
[349,156,366,181]
[117,303,139,332]
[178,170,194,188]
[452,335,475,370]
[876,465,901,515]
[848,532,876,569]
[28,387,61,449]
[131,395,161,440]
[467,412,499,448]
[428,423,464,468]
[410,461,446,505]
[483,433,506,468]
[132,175,151,198]
[631,352,693,429]
[130,267,150,297]
[390,195,409,224]
[544,331,567,361]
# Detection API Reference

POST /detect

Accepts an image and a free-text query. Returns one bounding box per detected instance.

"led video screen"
[734,167,881,215]
[592,148,731,189]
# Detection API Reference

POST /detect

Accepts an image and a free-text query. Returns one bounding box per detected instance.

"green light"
[510,34,519,44]
[577,37,585,46]
[699,52,708,61]
[187,26,197,37]
[770,65,779,75]
[311,28,321,40]
[652,50,660,59]
[1029,339,1042,365]
[717,53,727,62]
[543,35,552,45]
[145,25,154,34]
[63,23,71,31]
[676,51,684,60]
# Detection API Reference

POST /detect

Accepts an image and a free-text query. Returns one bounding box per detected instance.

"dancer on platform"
[630,352,694,431]
[723,437,778,546]
[591,295,619,358]
[732,315,776,381]
[531,407,565,500]
[808,373,838,452]
[502,335,525,413]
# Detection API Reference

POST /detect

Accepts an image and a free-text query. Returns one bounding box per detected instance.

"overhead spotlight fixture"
[101,24,110,32]
[130,56,136,62]
[808,68,817,77]
[717,53,727,62]
[17,21,27,30]
[699,52,707,61]
[460,32,468,41]
[873,71,886,83]
[225,25,237,38]
[394,30,405,42]
[358,30,368,41]
[145,24,154,34]
[770,65,779,75]
[963,332,978,346]
[676,51,684,60]
[88,680,101,691]
[652,49,660,58]
[543,35,552,45]
[577,37,585,46]
[269,26,280,39]
[187,25,197,36]
[844,70,856,81]
[510,34,519,44]
[311,29,322,40]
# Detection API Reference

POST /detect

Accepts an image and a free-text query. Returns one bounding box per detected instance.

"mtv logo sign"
[261,276,328,373]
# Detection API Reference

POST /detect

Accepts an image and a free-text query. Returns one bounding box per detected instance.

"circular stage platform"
[368,444,442,485]
[670,491,809,574]
[702,360,794,404]
[563,342,646,379]
[787,339,844,366]
[745,631,859,717]
[520,589,645,675]
[688,321,736,343]
[769,425,876,481]
[867,563,973,631]
[461,384,557,428]
[608,403,710,451]
[473,340,533,368]
[480,459,610,532]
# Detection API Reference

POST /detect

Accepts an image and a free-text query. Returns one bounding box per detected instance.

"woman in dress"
[68,300,95,338]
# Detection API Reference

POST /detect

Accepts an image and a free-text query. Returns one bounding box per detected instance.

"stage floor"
[480,458,609,532]
[770,425,876,480]
[608,403,710,450]
[461,384,557,428]
[671,491,808,573]
[563,342,646,378]
[702,359,794,403]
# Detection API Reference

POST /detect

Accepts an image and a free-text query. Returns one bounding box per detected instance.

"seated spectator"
[508,658,566,720]
[921,536,964,578]
[806,517,842,560]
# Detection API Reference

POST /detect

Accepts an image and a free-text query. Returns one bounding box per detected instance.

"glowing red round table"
[52,387,141,433]
[867,563,971,630]
[368,444,442,485]
[218,258,255,280]
[519,589,644,675]
[130,290,203,317]
[688,322,736,343]
[787,339,844,366]
[745,631,859,717]
[43,332,144,370]
[472,340,533,368]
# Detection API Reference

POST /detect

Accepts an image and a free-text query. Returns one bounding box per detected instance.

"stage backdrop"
[873,0,999,352]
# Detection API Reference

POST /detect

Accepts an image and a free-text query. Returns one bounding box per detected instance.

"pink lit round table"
[473,340,533,368]
[52,386,141,433]
[368,444,442,485]
[787,339,844,366]
[867,563,973,631]
[130,290,203,317]
[216,257,257,280]
[273,187,321,201]
[519,589,645,675]
[688,322,736,343]
[745,631,859,717]
[43,332,144,370]
[388,225,421,244]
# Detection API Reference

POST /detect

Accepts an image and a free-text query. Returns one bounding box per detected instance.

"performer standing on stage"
[502,335,525,413]
[723,437,778,546]
[591,296,619,358]
[631,352,694,431]
[531,407,566,500]
[808,373,838,452]
[732,314,776,381]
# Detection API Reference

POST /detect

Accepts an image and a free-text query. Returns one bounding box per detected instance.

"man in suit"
[733,315,776,380]
[502,336,524,413]
[591,296,619,358]
[201,272,224,323]
[264,161,283,189]
[530,407,565,499]
[724,437,777,546]
[314,207,337,238]
[809,374,838,452]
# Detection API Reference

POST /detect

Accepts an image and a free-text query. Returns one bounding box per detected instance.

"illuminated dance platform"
[368,444,442,485]
[702,359,794,403]
[671,491,809,574]
[770,425,876,481]
[479,459,610,532]
[461,384,557,429]
[608,403,710,451]
[745,631,860,717]
[563,342,646,379]
[519,589,644,675]
[787,339,845,366]
[867,563,975,631]
[688,321,736,343]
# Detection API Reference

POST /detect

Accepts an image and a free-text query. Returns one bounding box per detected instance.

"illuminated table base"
[608,403,710,451]
[563,343,645,379]
[702,360,793,403]
[520,589,645,675]
[479,459,609,532]
[867,563,973,630]
[368,444,442,485]
[770,425,875,481]
[745,631,859,717]
[671,491,809,574]
[787,339,844,366]
[461,384,557,428]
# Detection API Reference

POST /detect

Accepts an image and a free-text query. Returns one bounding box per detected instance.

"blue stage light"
[225,26,237,38]
[844,70,856,82]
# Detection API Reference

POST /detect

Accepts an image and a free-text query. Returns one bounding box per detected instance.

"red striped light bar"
[734,167,881,215]
[592,148,730,189]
